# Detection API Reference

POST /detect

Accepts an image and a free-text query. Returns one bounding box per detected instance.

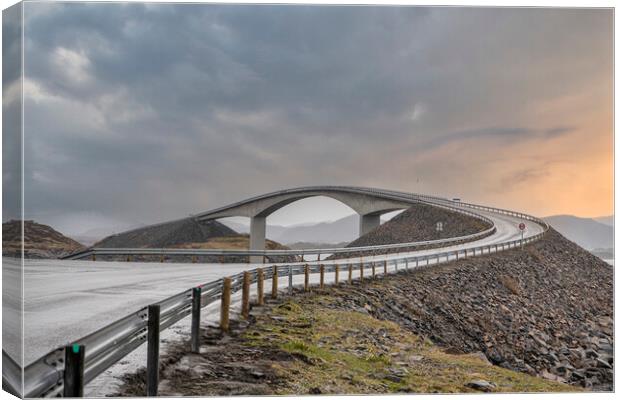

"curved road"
[6,201,545,368]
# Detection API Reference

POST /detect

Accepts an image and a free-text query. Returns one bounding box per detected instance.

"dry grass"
[499,275,522,295]
[527,247,545,263]
[170,236,288,250]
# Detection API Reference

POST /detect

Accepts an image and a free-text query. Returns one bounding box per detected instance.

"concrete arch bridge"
[193,186,471,260]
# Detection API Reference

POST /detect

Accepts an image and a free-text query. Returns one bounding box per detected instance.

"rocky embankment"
[95,218,237,248]
[2,220,85,258]
[93,218,296,263]
[331,203,491,259]
[331,228,613,390]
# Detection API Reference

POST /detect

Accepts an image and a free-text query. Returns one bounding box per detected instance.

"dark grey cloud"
[15,4,612,234]
[3,3,22,222]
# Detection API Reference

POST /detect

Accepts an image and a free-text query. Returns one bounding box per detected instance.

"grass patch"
[242,296,577,395]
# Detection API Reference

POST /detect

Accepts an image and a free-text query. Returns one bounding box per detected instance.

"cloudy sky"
[4,3,613,236]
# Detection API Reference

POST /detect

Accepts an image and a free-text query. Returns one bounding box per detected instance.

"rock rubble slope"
[94,218,237,248]
[332,203,492,259]
[332,228,613,390]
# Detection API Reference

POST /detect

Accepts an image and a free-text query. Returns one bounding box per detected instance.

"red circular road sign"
[518,223,526,230]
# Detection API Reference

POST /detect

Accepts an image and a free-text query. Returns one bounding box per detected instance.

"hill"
[93,218,295,263]
[543,215,613,250]
[2,220,85,259]
[73,223,147,246]
[331,203,491,258]
[94,218,237,248]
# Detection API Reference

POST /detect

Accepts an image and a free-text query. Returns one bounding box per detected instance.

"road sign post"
[519,222,526,249]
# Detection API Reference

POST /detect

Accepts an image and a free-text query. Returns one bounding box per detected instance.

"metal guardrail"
[15,197,549,397]
[61,226,496,261]
[62,194,496,261]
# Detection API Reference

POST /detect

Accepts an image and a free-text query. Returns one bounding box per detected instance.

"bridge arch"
[194,187,412,260]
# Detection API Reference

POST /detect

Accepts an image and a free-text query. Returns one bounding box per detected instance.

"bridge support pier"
[359,213,380,236]
[249,216,266,263]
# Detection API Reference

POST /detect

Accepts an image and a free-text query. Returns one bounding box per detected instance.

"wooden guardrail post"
[271,265,278,299]
[383,260,387,275]
[241,272,250,319]
[147,304,160,396]
[127,255,132,262]
[220,277,232,332]
[257,268,264,305]
[348,264,352,284]
[191,255,196,263]
[64,344,85,397]
[334,264,339,285]
[319,264,325,289]
[304,264,310,291]
[372,262,376,279]
[91,254,96,262]
[288,265,293,294]
[405,258,409,271]
[191,287,201,353]
[360,263,364,282]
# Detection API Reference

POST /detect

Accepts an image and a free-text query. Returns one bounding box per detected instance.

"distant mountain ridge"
[543,215,613,251]
[222,214,399,245]
[593,215,614,227]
